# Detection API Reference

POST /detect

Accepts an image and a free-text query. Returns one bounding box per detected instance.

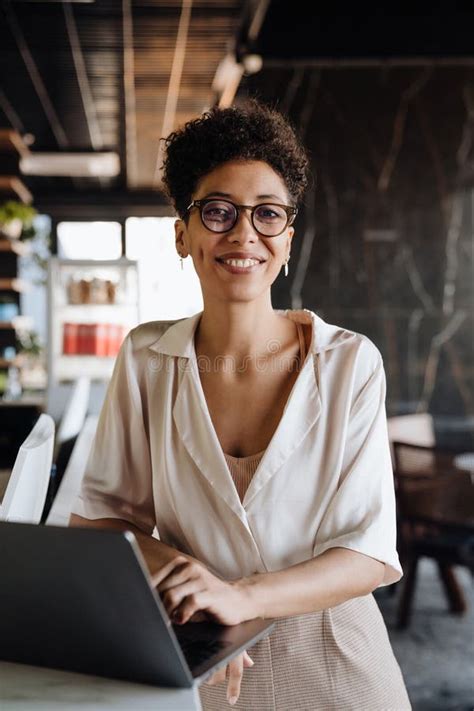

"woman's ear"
[174,219,189,258]
[286,227,294,260]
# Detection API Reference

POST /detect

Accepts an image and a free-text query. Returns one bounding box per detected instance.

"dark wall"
[242,65,474,436]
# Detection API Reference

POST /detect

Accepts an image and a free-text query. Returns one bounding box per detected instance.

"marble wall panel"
[245,66,474,429]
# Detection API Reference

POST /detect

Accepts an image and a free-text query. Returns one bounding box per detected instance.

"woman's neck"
[195,298,294,365]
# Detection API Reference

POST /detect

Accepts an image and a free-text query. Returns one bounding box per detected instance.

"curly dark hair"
[161,99,310,219]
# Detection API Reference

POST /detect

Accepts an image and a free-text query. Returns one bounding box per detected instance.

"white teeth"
[222,258,260,267]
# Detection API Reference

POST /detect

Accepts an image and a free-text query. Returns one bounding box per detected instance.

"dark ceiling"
[251,1,474,63]
[0,0,248,214]
[1,0,474,218]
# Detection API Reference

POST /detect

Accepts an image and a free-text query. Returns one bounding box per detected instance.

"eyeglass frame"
[186,198,298,237]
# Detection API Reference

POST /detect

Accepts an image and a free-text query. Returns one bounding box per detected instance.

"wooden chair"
[0,414,55,524]
[387,412,435,463]
[392,441,474,628]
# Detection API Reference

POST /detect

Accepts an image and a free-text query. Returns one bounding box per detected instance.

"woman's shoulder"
[126,318,184,352]
[296,309,382,365]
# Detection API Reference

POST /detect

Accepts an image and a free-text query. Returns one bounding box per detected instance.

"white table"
[0,661,202,710]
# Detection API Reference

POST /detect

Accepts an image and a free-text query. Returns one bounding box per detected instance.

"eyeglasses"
[186,198,297,237]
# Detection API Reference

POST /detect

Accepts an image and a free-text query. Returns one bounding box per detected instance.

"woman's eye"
[256,206,284,221]
[203,203,233,221]
[205,209,231,221]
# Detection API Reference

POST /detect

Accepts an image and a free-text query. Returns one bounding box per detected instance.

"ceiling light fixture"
[20,152,120,178]
[241,53,263,75]
[212,54,245,108]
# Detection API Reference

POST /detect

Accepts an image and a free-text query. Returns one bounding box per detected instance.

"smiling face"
[174,160,295,304]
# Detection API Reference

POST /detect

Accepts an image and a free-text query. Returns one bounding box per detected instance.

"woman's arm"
[239,547,385,619]
[154,546,385,625]
[69,514,196,577]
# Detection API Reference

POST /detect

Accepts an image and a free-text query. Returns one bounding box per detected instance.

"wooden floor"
[375,560,473,710]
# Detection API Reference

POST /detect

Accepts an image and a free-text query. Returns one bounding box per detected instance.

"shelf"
[0,176,32,204]
[56,304,137,322]
[49,257,139,385]
[0,316,33,330]
[59,302,136,308]
[0,239,29,256]
[0,394,45,408]
[56,354,117,382]
[0,278,29,292]
[0,129,30,158]
[0,358,18,369]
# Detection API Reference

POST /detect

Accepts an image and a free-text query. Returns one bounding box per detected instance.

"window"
[125,217,203,321]
[57,222,122,260]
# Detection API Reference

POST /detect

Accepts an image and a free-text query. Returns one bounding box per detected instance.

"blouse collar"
[148,308,356,359]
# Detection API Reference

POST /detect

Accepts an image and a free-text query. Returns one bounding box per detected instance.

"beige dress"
[72,310,411,709]
[199,323,411,711]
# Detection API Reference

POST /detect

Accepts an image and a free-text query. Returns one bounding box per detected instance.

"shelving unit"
[0,278,28,292]
[0,130,34,399]
[0,316,33,330]
[48,258,140,385]
[0,239,29,256]
[0,176,32,204]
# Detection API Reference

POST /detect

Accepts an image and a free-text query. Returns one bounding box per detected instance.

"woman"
[70,100,410,709]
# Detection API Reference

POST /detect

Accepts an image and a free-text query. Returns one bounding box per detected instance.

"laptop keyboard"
[177,637,230,669]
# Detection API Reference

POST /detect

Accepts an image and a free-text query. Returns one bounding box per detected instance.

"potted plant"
[0,200,37,240]
[15,329,46,392]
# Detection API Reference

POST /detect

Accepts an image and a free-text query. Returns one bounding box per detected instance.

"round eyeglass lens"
[201,200,237,232]
[253,204,288,236]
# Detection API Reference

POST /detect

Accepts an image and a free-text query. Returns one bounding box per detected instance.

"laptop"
[0,521,275,687]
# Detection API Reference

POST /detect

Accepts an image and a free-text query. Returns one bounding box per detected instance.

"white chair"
[41,377,91,523]
[54,376,91,457]
[0,414,55,524]
[46,414,98,527]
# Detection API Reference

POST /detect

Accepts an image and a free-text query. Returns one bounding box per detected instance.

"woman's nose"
[227,209,257,243]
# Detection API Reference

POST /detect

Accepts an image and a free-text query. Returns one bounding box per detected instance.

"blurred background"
[0,1,473,708]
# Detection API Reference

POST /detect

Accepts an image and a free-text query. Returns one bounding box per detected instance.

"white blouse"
[72,308,402,586]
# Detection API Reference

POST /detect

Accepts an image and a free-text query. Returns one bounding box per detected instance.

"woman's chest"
[198,367,300,457]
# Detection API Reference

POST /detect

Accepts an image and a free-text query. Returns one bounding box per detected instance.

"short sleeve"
[312,353,402,586]
[71,333,156,535]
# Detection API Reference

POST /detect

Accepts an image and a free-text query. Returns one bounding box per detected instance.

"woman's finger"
[150,556,188,588]
[242,650,254,668]
[226,653,244,706]
[162,579,201,618]
[188,610,208,622]
[172,589,207,624]
[157,566,198,594]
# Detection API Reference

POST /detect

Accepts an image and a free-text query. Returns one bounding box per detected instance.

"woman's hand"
[206,650,254,706]
[151,556,255,626]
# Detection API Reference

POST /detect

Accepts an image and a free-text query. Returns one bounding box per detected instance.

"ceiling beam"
[3,0,69,148]
[213,0,270,109]
[34,190,173,220]
[246,0,271,45]
[0,89,25,135]
[153,0,193,187]
[122,0,138,188]
[63,3,103,151]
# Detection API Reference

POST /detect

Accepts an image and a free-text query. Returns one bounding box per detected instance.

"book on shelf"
[62,323,126,356]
